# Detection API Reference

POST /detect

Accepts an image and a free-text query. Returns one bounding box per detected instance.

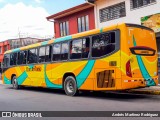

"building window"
[0,47,2,54]
[4,45,8,52]
[130,0,156,9]
[60,21,69,37]
[99,2,126,22]
[78,15,89,33]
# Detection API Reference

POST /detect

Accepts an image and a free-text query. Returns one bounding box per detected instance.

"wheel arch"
[11,74,16,84]
[62,72,76,88]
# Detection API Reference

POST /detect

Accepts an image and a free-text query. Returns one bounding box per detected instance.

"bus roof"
[4,23,124,54]
[4,23,151,54]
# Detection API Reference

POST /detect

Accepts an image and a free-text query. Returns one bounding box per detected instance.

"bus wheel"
[64,76,78,96]
[12,76,19,89]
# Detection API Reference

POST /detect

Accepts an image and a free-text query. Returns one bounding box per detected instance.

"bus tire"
[64,76,78,96]
[12,76,19,89]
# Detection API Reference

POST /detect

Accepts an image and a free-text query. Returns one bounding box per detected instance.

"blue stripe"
[12,48,20,52]
[4,71,28,85]
[41,41,48,46]
[17,72,28,85]
[29,65,34,69]
[44,64,62,88]
[54,36,72,43]
[136,56,155,86]
[4,75,11,84]
[133,35,155,86]
[76,60,95,88]
[100,28,103,33]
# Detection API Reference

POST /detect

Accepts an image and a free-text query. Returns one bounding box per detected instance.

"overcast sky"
[0,0,85,41]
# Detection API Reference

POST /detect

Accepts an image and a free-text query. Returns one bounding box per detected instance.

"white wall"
[95,0,160,28]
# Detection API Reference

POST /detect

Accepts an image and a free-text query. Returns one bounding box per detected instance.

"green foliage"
[141,16,149,22]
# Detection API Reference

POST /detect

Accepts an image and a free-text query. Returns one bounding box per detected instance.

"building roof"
[46,3,94,20]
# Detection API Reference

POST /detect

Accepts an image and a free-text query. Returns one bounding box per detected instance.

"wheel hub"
[67,80,74,93]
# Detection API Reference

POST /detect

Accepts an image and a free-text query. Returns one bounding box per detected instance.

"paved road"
[0,84,160,120]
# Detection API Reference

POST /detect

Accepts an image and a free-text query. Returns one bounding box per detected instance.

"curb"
[127,89,160,95]
[0,80,3,85]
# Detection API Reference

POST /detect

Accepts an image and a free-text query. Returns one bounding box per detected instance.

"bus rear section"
[121,24,158,89]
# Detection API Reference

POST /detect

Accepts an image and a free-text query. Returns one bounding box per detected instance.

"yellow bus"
[2,23,158,96]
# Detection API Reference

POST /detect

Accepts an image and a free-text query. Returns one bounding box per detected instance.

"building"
[0,40,10,69]
[0,37,48,70]
[87,0,160,54]
[47,3,95,38]
[8,37,48,49]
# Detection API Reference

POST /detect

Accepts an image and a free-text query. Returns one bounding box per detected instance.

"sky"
[0,0,86,41]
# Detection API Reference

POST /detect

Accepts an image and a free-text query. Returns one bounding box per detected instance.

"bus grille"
[97,70,115,88]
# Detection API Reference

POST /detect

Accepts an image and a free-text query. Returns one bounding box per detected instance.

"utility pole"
[18,27,23,48]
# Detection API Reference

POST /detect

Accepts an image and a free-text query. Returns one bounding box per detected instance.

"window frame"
[10,52,18,66]
[59,21,69,37]
[91,30,120,59]
[37,45,47,64]
[77,15,89,33]
[0,47,2,54]
[3,54,10,68]
[3,30,120,66]
[99,2,126,22]
[52,43,62,62]
[69,36,91,61]
[38,45,52,63]
[70,38,83,60]
[130,0,156,10]
[4,45,8,52]
[45,45,52,62]
[17,50,28,65]
[27,48,38,64]
[61,41,69,61]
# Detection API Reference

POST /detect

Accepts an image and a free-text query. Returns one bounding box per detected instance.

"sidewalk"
[0,80,2,84]
[127,86,160,95]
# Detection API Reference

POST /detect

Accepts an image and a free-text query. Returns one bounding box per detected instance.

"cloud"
[0,2,53,41]
[34,0,43,3]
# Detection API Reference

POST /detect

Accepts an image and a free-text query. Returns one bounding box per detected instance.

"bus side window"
[92,32,116,57]
[17,51,27,65]
[61,42,68,60]
[23,51,27,64]
[3,54,10,68]
[82,37,90,58]
[53,43,61,61]
[39,46,46,63]
[45,45,52,62]
[70,39,82,59]
[28,49,38,64]
[10,53,17,66]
